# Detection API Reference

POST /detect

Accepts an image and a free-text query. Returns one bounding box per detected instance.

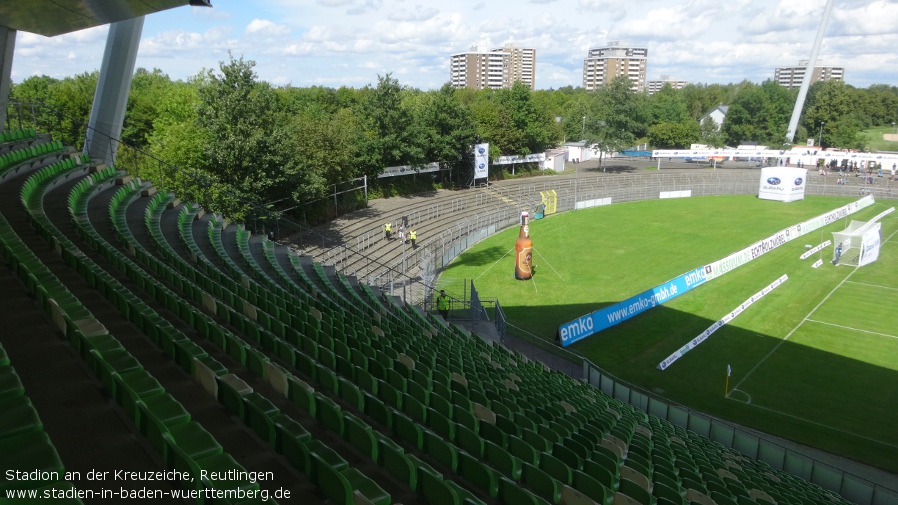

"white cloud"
[245,19,292,37]
[7,0,898,89]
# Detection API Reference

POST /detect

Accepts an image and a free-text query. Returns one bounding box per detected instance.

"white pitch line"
[473,246,515,282]
[845,280,898,293]
[727,396,898,451]
[733,225,898,392]
[806,319,898,340]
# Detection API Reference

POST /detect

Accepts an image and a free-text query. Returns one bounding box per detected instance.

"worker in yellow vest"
[384,221,392,240]
[409,229,417,248]
[436,290,450,320]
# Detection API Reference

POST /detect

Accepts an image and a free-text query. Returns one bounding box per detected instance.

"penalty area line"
[845,280,898,293]
[726,396,898,451]
[805,319,898,340]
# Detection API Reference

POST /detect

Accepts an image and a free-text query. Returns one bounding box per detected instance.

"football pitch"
[438,195,898,473]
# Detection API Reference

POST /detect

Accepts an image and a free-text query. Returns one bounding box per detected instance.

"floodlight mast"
[785,0,835,145]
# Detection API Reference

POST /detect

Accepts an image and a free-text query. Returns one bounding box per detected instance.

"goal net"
[832,220,882,267]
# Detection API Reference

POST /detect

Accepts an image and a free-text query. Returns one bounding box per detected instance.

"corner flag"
[725,364,731,397]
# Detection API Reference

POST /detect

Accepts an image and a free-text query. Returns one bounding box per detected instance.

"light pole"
[574,115,584,210]
[818,121,825,148]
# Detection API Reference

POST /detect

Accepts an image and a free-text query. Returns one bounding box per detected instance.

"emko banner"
[657,274,788,370]
[559,267,707,347]
[559,195,875,347]
[758,167,807,202]
[474,143,489,179]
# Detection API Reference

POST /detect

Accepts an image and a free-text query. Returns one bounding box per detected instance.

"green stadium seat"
[315,362,339,395]
[136,393,191,452]
[553,442,584,471]
[572,470,614,505]
[287,375,317,417]
[430,390,453,418]
[522,427,551,453]
[161,421,223,474]
[583,458,619,491]
[273,414,311,455]
[479,420,507,448]
[392,409,423,449]
[653,482,685,505]
[305,438,349,484]
[381,441,418,492]
[0,431,65,491]
[356,366,378,395]
[459,451,499,498]
[522,462,562,504]
[426,407,455,442]
[338,376,365,411]
[376,379,402,410]
[242,392,280,445]
[315,391,345,437]
[500,477,552,505]
[216,373,253,419]
[312,453,390,505]
[196,453,261,499]
[424,429,459,473]
[539,451,573,485]
[364,392,393,430]
[485,440,522,480]
[456,423,485,458]
[620,476,655,505]
[419,466,457,505]
[344,413,379,462]
[0,396,42,440]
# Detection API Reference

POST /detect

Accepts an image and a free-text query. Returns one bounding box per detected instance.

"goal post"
[832,220,882,267]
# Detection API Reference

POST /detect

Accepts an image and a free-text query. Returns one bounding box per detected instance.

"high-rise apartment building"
[647,75,688,95]
[449,44,536,90]
[774,60,844,89]
[582,42,647,92]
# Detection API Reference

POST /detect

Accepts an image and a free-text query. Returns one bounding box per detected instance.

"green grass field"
[438,195,898,472]
[862,125,898,152]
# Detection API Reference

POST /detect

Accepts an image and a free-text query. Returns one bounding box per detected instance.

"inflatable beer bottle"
[515,211,533,280]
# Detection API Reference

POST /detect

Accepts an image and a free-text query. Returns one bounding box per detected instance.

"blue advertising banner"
[559,267,707,347]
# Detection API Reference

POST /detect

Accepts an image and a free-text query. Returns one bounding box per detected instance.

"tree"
[587,77,643,166]
[722,80,793,146]
[284,107,364,205]
[700,116,725,147]
[646,84,689,125]
[193,53,293,219]
[143,80,207,198]
[647,121,701,149]
[357,74,427,176]
[123,68,173,150]
[418,84,476,181]
[803,80,865,149]
[474,82,555,159]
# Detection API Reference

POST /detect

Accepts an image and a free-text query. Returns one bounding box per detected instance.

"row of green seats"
[0,128,36,142]
[76,175,402,505]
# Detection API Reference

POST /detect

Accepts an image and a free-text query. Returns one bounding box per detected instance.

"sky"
[9,0,898,90]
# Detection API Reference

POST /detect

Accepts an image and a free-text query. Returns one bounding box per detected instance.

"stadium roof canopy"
[0,0,210,37]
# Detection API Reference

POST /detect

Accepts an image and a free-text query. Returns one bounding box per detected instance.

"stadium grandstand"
[1,2,897,505]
